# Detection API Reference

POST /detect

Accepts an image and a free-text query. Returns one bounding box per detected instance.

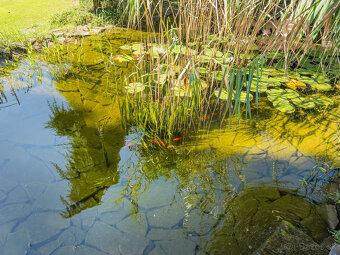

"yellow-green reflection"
[45,29,145,217]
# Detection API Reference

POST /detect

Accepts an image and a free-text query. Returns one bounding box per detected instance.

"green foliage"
[49,5,120,27]
[332,230,340,244]
[50,6,98,26]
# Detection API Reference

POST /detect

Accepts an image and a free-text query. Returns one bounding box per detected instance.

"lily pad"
[313,74,330,84]
[273,76,290,83]
[239,91,253,102]
[204,48,223,58]
[211,71,225,81]
[197,67,208,74]
[266,88,299,101]
[172,45,197,55]
[197,55,212,63]
[272,99,295,113]
[214,89,253,102]
[132,50,146,56]
[111,55,130,62]
[309,94,334,106]
[249,81,268,93]
[290,97,315,109]
[173,86,191,97]
[131,43,145,51]
[309,83,332,91]
[119,45,133,50]
[125,82,145,93]
[285,80,306,90]
[214,89,233,100]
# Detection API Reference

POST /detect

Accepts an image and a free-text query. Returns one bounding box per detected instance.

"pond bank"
[0,23,117,65]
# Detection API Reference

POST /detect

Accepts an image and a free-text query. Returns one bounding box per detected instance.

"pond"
[0,29,339,255]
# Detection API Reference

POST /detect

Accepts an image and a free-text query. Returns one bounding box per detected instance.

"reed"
[118,0,339,140]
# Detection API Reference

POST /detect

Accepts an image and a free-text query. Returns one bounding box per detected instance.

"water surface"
[0,30,338,255]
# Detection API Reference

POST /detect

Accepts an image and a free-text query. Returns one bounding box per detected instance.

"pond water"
[0,29,339,255]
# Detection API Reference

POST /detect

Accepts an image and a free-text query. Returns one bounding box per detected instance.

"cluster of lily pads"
[117,42,335,114]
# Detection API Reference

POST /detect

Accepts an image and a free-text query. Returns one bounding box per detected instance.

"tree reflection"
[47,101,124,218]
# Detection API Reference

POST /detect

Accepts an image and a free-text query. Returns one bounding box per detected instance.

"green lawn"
[0,0,75,31]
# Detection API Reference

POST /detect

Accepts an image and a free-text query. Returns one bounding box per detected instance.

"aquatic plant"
[116,0,339,140]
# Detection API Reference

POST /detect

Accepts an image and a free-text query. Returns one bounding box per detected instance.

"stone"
[1,231,29,255]
[99,210,127,226]
[317,205,339,230]
[155,239,196,255]
[22,183,47,202]
[329,245,340,255]
[118,233,150,254]
[53,245,107,255]
[116,213,148,237]
[138,181,176,209]
[301,211,329,241]
[37,240,60,255]
[271,194,312,219]
[183,209,216,235]
[289,156,316,171]
[0,221,16,246]
[0,204,32,224]
[17,212,70,245]
[147,229,185,241]
[147,204,185,228]
[57,226,86,246]
[149,244,166,255]
[4,185,30,205]
[33,181,69,211]
[254,222,328,255]
[85,221,122,254]
[277,173,301,190]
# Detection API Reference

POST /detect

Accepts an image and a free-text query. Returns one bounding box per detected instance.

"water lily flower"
[263,29,270,36]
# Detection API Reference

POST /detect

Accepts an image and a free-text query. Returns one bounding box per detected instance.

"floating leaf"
[295,69,311,76]
[132,50,146,56]
[197,67,208,74]
[214,89,253,102]
[125,82,144,93]
[131,43,145,51]
[309,83,332,91]
[313,74,330,84]
[119,44,133,50]
[285,80,306,90]
[272,98,295,113]
[239,91,253,102]
[158,74,167,85]
[290,97,315,109]
[212,71,224,81]
[309,94,334,106]
[287,72,301,79]
[111,55,130,62]
[172,45,197,55]
[273,76,290,83]
[204,48,223,58]
[214,89,232,100]
[197,55,212,63]
[266,88,299,101]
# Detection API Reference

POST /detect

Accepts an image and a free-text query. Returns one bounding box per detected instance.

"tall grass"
[118,0,339,140]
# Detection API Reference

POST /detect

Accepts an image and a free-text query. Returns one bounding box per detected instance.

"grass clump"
[117,0,339,141]
[50,5,120,27]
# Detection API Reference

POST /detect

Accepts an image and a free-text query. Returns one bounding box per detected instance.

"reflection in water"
[0,29,337,254]
[47,102,124,217]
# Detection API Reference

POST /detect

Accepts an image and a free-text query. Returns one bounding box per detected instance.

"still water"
[0,30,338,254]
